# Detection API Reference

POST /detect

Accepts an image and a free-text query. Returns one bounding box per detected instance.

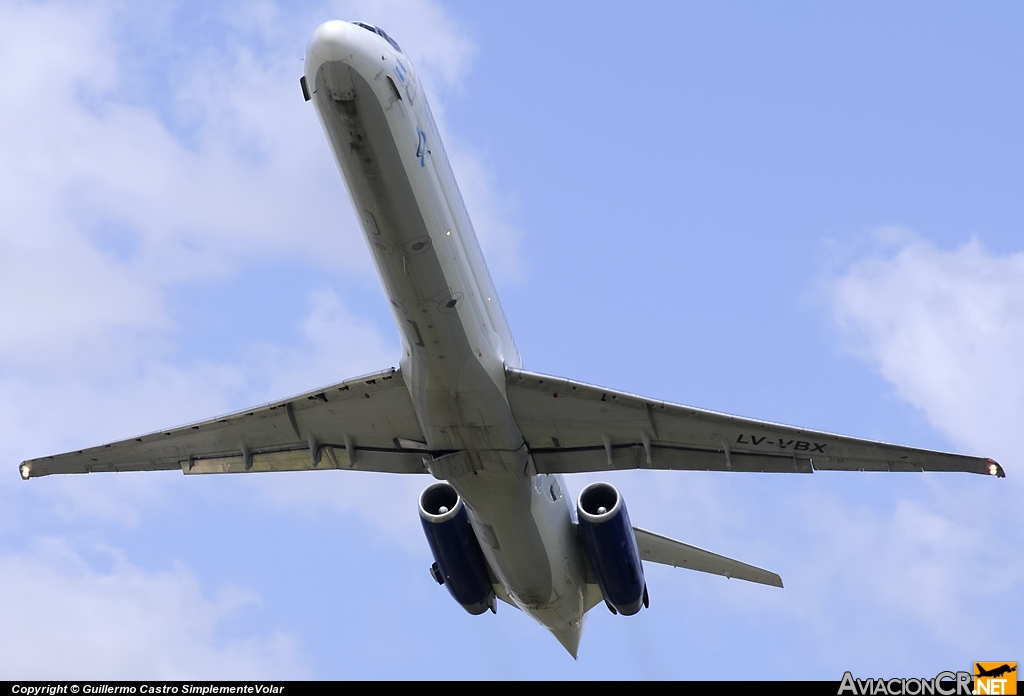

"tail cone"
[550,625,583,659]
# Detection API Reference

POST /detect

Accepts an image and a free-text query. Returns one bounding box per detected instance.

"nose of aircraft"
[305,20,357,77]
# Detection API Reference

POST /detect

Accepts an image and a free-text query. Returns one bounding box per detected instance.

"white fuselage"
[305,21,589,650]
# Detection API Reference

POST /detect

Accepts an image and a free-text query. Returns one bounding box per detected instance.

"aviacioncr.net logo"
[838,671,973,695]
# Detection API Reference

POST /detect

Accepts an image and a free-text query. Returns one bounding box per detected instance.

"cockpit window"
[376,28,403,54]
[350,21,404,54]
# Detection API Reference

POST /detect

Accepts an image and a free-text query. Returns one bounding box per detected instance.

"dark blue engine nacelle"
[419,482,496,615]
[577,482,647,616]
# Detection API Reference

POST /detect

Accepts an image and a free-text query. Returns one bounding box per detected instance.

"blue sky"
[1,0,1022,679]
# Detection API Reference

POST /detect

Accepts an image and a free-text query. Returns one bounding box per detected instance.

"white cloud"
[0,0,520,368]
[817,231,1024,664]
[0,3,464,342]
[338,0,476,88]
[0,537,308,679]
[0,0,504,472]
[242,287,399,401]
[833,232,1024,464]
[244,469,426,550]
[787,484,1019,649]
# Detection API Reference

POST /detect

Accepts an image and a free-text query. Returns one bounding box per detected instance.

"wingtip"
[987,459,1006,478]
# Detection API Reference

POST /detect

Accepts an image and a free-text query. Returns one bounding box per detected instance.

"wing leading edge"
[507,368,1004,478]
[20,368,437,479]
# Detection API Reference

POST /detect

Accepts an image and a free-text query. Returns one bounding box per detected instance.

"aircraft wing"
[20,368,432,479]
[506,369,1004,477]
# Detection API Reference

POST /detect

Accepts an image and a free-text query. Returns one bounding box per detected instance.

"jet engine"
[577,482,648,615]
[419,482,496,615]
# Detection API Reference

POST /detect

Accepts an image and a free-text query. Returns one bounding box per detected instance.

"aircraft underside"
[17,19,1003,659]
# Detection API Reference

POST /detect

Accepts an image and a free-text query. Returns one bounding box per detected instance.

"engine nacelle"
[419,482,496,615]
[577,482,647,616]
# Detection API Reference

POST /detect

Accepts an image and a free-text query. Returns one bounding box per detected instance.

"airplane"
[18,19,1006,658]
[976,664,1017,679]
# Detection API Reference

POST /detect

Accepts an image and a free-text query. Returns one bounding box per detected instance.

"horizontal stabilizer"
[633,527,783,588]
